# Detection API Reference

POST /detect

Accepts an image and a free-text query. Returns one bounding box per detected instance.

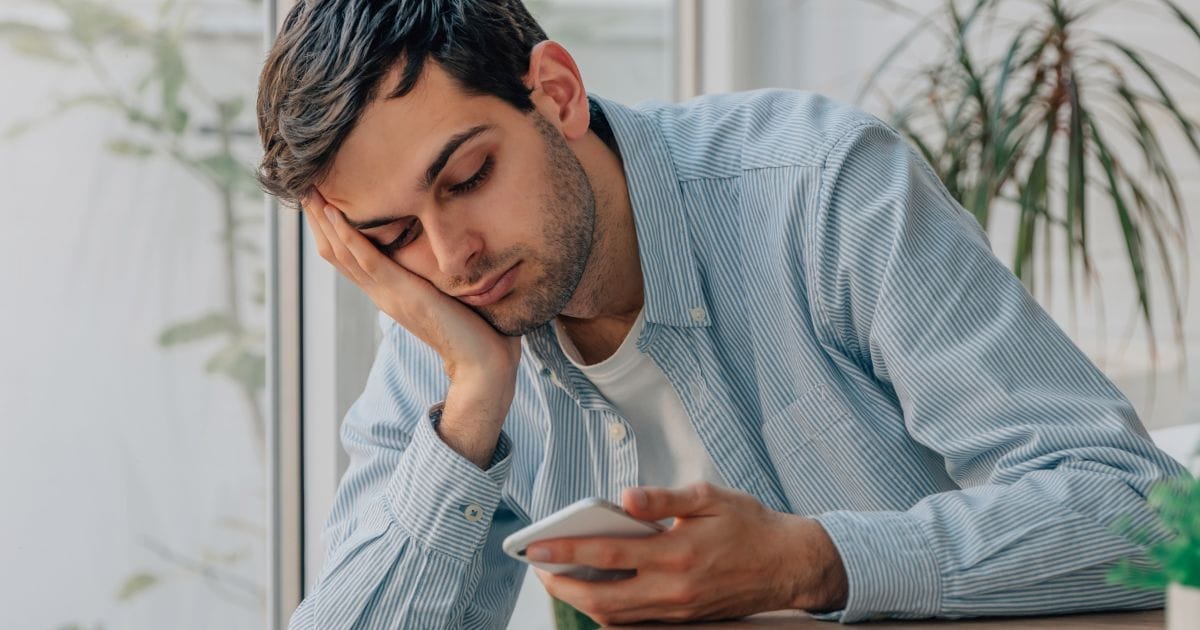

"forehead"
[320,62,520,202]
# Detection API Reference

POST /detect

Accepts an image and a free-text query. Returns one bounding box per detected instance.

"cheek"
[391,246,440,283]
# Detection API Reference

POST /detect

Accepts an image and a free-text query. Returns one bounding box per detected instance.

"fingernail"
[629,487,647,510]
[323,207,335,221]
[527,546,551,562]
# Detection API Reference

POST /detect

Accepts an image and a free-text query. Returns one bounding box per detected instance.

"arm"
[288,318,529,629]
[287,196,529,628]
[805,121,1187,622]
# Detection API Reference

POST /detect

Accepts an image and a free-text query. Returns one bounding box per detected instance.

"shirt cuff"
[813,510,943,623]
[384,402,514,562]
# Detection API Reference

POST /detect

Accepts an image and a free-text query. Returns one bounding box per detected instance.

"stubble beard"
[471,114,598,337]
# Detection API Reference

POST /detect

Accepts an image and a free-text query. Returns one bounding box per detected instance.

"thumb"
[621,482,720,521]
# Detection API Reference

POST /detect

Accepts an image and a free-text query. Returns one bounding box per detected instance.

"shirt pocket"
[760,385,858,514]
[762,384,850,449]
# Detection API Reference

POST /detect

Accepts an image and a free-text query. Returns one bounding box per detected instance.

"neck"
[556,128,644,363]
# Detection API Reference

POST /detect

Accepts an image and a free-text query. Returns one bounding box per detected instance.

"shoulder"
[640,89,886,180]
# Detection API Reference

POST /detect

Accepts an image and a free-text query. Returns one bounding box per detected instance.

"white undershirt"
[554,310,724,488]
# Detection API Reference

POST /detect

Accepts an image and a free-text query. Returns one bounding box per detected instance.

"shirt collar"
[589,94,711,329]
[522,95,711,388]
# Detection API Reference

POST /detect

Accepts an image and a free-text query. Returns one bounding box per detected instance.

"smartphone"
[503,497,666,581]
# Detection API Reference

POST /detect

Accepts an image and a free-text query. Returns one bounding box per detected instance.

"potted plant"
[1109,475,1200,630]
[857,0,1200,360]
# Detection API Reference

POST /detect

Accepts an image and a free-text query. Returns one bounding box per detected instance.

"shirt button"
[463,503,484,522]
[608,422,627,442]
[689,307,706,323]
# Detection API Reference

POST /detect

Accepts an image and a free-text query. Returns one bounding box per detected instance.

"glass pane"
[0,0,268,628]
[529,0,676,104]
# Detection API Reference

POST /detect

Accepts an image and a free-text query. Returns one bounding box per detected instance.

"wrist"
[435,370,517,470]
[782,517,849,612]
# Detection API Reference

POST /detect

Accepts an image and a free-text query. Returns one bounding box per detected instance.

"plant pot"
[553,597,599,630]
[1167,582,1200,630]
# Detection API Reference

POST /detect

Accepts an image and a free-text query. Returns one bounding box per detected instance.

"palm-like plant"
[858,0,1200,359]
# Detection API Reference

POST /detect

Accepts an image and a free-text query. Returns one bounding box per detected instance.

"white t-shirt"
[554,310,724,488]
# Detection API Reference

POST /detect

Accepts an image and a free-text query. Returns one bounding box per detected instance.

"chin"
[476,301,554,338]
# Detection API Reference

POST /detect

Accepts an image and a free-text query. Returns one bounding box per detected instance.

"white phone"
[503,497,666,581]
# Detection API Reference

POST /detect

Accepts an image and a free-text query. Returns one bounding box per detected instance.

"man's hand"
[304,190,521,468]
[528,482,849,626]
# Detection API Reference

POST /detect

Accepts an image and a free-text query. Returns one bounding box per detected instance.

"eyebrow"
[346,123,496,231]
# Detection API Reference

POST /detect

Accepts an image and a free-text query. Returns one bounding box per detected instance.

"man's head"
[257,0,604,335]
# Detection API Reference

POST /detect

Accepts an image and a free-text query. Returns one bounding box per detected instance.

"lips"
[457,262,521,307]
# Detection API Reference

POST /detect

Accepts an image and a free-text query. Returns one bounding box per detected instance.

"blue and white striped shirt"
[290,90,1185,627]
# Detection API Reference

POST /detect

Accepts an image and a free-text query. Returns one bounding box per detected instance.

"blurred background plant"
[1109,476,1200,591]
[0,0,266,620]
[858,0,1200,362]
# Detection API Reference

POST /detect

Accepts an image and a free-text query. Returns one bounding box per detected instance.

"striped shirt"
[289,90,1186,627]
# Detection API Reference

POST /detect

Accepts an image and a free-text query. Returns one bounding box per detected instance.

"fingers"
[538,571,663,623]
[304,199,369,284]
[623,482,724,521]
[301,195,337,269]
[322,204,404,285]
[527,535,664,570]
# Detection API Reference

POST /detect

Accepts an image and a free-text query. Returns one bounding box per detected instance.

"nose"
[422,213,483,281]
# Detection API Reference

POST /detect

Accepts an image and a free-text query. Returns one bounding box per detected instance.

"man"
[256,0,1185,627]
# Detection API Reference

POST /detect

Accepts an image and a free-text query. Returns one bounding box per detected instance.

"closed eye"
[378,218,420,255]
[447,155,494,195]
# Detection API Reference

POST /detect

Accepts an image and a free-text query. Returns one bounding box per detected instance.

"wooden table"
[618,609,1163,628]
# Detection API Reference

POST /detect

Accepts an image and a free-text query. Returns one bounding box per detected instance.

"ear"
[524,41,590,141]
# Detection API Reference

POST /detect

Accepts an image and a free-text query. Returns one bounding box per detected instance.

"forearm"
[437,368,518,469]
[814,462,1178,622]
[295,401,521,628]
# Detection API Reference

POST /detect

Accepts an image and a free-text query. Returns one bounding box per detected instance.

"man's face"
[317,62,596,336]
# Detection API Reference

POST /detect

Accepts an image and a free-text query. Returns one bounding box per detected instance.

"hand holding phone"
[503,498,666,581]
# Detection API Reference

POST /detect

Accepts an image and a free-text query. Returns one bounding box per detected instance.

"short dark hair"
[256,0,548,206]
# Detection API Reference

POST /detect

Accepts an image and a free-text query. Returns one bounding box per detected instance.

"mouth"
[456,261,521,307]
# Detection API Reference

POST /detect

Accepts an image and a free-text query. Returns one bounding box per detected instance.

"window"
[1,0,271,628]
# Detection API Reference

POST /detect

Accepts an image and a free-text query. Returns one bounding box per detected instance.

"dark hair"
[256,0,548,206]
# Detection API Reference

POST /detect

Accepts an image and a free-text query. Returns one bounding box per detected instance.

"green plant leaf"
[205,342,265,391]
[1100,37,1200,157]
[0,22,73,63]
[1087,113,1154,347]
[854,7,945,104]
[218,515,266,536]
[50,0,146,49]
[1014,108,1057,285]
[159,312,235,347]
[1157,0,1200,44]
[199,547,250,565]
[197,152,257,195]
[106,138,155,158]
[116,571,160,601]
[217,97,246,126]
[153,32,188,134]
